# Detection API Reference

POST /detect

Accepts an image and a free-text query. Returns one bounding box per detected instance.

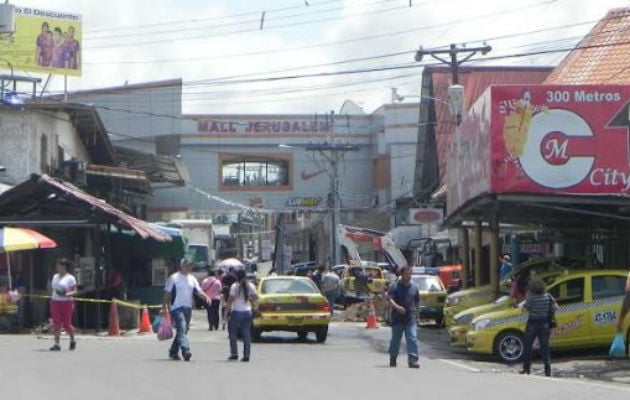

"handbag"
[157,314,174,341]
[609,333,627,359]
[547,294,558,329]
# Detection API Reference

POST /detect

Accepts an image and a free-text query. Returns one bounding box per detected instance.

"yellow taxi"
[448,270,569,346]
[465,270,630,363]
[341,264,388,296]
[448,295,513,347]
[252,276,331,343]
[444,257,592,326]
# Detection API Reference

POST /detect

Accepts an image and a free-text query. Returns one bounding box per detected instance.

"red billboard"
[448,84,630,217]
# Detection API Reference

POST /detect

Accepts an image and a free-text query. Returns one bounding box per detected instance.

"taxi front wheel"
[494,331,525,363]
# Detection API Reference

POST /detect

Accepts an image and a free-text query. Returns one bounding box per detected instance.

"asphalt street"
[1,311,629,400]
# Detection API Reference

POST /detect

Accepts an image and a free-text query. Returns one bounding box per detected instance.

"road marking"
[525,374,630,392]
[437,358,481,373]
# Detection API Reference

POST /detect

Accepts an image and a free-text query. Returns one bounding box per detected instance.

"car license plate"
[287,316,304,325]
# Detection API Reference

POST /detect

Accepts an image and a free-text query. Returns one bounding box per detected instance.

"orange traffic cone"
[138,305,151,334]
[108,299,120,336]
[366,298,379,329]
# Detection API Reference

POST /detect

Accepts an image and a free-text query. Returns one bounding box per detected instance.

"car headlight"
[454,313,473,326]
[446,296,461,306]
[472,318,491,331]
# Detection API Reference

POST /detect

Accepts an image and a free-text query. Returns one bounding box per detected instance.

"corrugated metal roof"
[545,8,630,84]
[0,174,171,242]
[422,66,553,193]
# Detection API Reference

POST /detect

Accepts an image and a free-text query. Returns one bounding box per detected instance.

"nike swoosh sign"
[301,170,325,180]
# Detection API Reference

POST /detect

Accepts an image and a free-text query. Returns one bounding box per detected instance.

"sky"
[5,0,630,114]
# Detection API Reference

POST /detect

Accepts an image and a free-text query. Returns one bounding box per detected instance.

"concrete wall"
[0,109,88,184]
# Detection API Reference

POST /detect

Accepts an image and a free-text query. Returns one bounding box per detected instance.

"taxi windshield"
[262,279,319,294]
[412,276,443,292]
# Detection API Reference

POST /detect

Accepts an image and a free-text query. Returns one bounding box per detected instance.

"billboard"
[446,88,492,216]
[447,84,630,217]
[0,6,82,76]
[491,85,630,195]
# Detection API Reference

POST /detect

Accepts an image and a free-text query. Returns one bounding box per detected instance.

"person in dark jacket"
[520,277,558,376]
[387,266,420,369]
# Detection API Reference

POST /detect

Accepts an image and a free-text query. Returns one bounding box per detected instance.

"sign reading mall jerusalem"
[447,84,630,216]
[198,118,333,134]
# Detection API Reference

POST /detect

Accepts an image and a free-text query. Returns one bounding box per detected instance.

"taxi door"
[342,268,355,292]
[547,276,590,348]
[588,273,628,345]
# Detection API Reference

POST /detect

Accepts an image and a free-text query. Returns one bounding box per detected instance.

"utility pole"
[305,142,359,266]
[414,43,492,85]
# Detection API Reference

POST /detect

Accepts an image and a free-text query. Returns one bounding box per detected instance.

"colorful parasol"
[0,227,57,289]
[0,227,57,253]
[216,257,244,270]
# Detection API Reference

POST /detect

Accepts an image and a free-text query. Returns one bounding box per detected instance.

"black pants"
[522,319,551,376]
[206,299,221,330]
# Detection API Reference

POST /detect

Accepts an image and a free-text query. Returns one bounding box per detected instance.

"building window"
[221,158,289,187]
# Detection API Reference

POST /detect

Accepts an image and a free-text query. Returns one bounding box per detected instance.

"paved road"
[1,312,629,400]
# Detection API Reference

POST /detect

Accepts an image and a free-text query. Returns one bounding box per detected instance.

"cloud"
[11,0,630,114]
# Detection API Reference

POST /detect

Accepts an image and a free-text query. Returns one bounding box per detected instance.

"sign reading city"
[198,118,333,134]
[448,85,630,216]
[0,6,82,76]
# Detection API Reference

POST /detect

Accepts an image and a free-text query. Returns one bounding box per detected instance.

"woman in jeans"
[227,269,258,362]
[520,277,558,376]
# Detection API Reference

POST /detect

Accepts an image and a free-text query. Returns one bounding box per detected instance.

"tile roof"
[545,8,630,84]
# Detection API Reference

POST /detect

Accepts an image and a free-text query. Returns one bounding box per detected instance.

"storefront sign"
[448,84,630,217]
[198,118,333,134]
[408,208,443,224]
[285,196,323,207]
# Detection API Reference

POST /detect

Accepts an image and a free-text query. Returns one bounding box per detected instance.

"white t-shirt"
[165,272,202,310]
[322,272,341,292]
[229,281,257,312]
[51,273,77,302]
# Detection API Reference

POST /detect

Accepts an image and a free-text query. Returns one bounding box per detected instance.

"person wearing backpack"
[387,266,420,369]
[520,277,558,377]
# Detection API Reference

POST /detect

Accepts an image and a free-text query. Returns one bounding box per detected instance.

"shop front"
[447,84,630,292]
[0,174,172,330]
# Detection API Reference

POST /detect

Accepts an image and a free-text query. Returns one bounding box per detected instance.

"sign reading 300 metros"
[491,85,630,195]
[0,7,82,76]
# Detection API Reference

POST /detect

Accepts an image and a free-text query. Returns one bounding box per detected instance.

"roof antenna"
[260,11,266,30]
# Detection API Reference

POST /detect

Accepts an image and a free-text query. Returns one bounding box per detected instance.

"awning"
[0,183,11,195]
[85,164,152,194]
[115,146,189,187]
[0,174,171,242]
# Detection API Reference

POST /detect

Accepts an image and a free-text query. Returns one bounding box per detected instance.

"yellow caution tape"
[24,294,162,310]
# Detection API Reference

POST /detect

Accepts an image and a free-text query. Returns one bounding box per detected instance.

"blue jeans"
[522,319,551,375]
[229,310,253,358]
[169,307,192,356]
[389,319,419,363]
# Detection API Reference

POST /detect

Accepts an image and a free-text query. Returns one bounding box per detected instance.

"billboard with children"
[0,6,82,76]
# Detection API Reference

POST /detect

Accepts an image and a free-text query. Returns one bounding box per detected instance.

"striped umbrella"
[0,227,57,289]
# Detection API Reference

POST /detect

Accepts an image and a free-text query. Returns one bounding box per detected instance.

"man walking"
[387,266,420,369]
[162,258,210,361]
[616,271,630,336]
[321,267,343,314]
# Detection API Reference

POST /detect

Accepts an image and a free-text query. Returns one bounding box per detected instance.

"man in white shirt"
[321,268,343,314]
[162,259,210,361]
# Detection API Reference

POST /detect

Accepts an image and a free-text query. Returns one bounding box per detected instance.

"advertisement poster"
[0,6,82,76]
[491,85,630,195]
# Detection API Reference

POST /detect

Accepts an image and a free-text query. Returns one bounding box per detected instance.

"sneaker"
[228,355,238,361]
[389,358,397,368]
[50,344,61,352]
[408,362,420,369]
[169,352,181,361]
[182,351,192,362]
[241,356,250,362]
[69,341,76,351]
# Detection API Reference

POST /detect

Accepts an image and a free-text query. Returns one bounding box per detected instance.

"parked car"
[443,257,594,326]
[252,276,331,343]
[465,270,630,363]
